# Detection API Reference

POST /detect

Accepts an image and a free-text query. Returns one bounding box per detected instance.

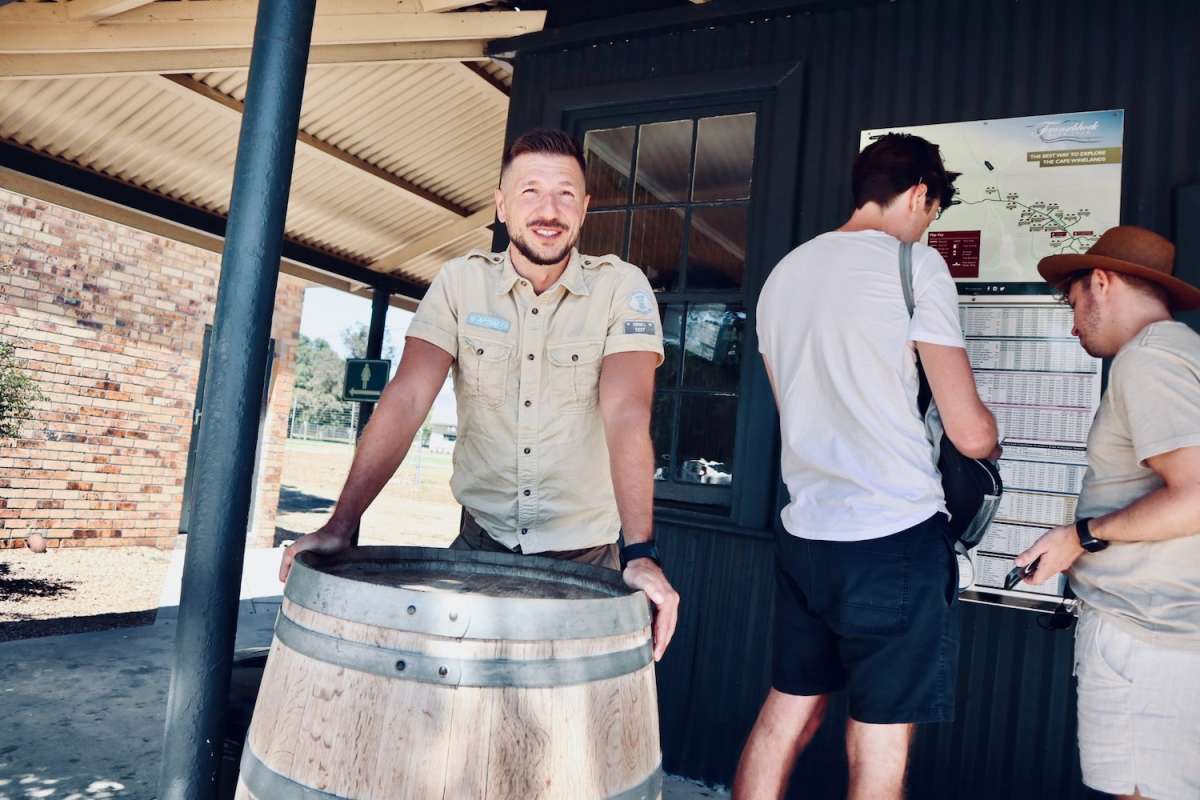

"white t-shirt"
[757,229,965,541]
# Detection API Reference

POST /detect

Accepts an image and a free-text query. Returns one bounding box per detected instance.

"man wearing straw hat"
[279,129,679,661]
[1015,225,1200,800]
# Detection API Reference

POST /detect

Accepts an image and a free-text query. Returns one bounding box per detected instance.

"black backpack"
[899,241,1002,551]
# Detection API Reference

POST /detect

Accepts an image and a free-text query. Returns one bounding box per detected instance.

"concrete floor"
[0,548,729,799]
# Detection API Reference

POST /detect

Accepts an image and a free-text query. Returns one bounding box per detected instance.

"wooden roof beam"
[0,161,421,309]
[461,61,509,97]
[158,74,473,219]
[68,0,157,23]
[0,40,488,80]
[0,11,547,52]
[370,205,496,274]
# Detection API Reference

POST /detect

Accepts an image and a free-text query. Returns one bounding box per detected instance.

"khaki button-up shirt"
[406,248,664,553]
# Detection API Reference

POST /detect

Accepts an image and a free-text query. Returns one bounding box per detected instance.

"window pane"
[628,207,685,291]
[659,305,683,389]
[692,113,756,202]
[634,120,693,205]
[683,304,745,392]
[675,394,737,485]
[579,210,627,258]
[687,205,748,290]
[583,126,635,208]
[652,392,676,481]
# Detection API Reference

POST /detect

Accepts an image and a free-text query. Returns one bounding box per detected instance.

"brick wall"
[0,189,307,550]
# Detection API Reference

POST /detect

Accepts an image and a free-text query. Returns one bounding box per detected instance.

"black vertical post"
[1175,185,1200,333]
[350,287,390,546]
[156,2,317,798]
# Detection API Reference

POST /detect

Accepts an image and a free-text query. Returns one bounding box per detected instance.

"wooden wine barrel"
[236,546,662,800]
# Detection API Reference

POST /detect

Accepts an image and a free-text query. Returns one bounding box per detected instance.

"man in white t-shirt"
[734,133,998,799]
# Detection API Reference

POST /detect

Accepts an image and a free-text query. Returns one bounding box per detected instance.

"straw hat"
[1037,225,1200,311]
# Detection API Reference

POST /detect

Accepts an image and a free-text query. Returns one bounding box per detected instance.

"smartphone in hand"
[1004,557,1041,591]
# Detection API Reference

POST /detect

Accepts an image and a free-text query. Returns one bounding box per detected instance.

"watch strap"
[1076,517,1108,552]
[620,540,661,570]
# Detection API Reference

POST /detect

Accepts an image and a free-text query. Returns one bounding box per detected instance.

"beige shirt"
[406,248,663,553]
[1071,320,1200,649]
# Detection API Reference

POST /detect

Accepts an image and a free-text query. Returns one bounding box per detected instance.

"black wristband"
[619,540,661,570]
[1075,517,1108,553]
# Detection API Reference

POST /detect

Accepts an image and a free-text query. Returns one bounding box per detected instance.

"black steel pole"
[356,288,391,435]
[350,287,391,546]
[157,2,317,797]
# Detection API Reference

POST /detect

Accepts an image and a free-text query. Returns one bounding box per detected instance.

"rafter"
[67,1,157,23]
[0,10,546,53]
[371,206,496,273]
[0,40,488,80]
[158,74,472,218]
[461,60,509,97]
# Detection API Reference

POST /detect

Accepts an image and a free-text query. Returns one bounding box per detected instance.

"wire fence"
[288,403,360,444]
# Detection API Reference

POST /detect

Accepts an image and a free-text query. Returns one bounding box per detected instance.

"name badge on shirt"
[466,312,511,333]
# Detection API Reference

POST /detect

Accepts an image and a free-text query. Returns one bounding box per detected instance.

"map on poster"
[861,110,1124,283]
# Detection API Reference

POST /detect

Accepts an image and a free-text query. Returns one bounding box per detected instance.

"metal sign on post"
[343,358,391,402]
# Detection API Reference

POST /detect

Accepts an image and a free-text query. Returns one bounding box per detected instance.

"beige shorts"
[1074,605,1200,800]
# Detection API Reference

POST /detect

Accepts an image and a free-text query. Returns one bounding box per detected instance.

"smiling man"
[280,129,679,660]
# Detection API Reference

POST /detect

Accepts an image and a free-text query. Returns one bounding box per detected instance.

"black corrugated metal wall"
[500,1,1198,796]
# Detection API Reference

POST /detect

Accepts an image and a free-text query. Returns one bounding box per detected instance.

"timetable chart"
[958,298,1102,607]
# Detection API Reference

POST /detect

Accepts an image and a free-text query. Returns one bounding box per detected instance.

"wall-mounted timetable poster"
[957,297,1102,609]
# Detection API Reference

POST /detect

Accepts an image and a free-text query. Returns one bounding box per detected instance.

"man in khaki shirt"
[281,129,679,660]
[1015,226,1200,800]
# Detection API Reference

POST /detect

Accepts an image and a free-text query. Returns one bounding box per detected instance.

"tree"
[340,322,397,362]
[0,338,42,440]
[292,334,346,420]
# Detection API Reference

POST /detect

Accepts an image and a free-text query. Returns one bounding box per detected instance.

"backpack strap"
[899,240,916,318]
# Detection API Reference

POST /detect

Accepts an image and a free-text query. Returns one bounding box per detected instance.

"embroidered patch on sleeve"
[624,320,657,335]
[627,291,654,315]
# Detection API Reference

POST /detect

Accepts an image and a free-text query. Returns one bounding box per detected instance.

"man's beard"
[509,224,578,266]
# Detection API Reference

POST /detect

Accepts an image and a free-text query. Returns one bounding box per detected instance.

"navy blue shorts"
[772,513,960,724]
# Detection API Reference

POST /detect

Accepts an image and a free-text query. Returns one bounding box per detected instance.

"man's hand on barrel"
[622,559,679,661]
[279,519,353,582]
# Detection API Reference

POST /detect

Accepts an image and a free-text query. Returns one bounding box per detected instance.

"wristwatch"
[1075,517,1109,553]
[619,540,662,570]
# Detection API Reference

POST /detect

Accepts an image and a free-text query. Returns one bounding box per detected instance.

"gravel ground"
[0,546,171,641]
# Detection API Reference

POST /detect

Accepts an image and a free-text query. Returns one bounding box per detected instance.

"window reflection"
[693,113,756,202]
[580,210,627,258]
[634,120,693,205]
[687,205,748,290]
[583,126,636,208]
[675,394,737,485]
[629,208,685,291]
[659,305,683,389]
[683,304,744,392]
[651,392,675,481]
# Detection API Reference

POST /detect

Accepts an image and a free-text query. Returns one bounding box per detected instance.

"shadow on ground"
[0,562,75,604]
[277,485,335,515]
[0,609,158,643]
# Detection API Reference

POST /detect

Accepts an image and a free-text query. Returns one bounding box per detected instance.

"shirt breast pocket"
[459,334,511,408]
[547,339,605,414]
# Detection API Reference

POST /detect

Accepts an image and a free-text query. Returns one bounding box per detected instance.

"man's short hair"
[501,129,587,181]
[1061,269,1171,308]
[852,133,960,212]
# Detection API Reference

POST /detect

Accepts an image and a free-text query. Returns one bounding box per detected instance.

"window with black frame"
[580,113,756,508]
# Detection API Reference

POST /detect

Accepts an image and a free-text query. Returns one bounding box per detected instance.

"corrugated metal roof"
[0,0,535,293]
